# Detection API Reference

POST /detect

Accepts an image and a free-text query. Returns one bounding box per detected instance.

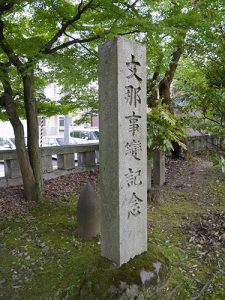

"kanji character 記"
[125,168,142,187]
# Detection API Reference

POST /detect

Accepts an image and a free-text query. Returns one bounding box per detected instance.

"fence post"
[153,150,165,186]
[4,159,21,179]
[41,155,53,173]
[57,153,75,170]
[77,151,96,168]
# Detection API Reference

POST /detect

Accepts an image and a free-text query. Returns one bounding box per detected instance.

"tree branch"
[0,60,13,96]
[0,20,24,71]
[165,36,186,85]
[203,114,225,128]
[0,94,5,106]
[0,60,12,107]
[147,70,160,107]
[41,0,95,54]
[117,29,140,36]
[63,32,97,57]
[80,43,98,57]
[158,32,187,105]
[48,28,140,54]
[45,34,100,54]
[126,0,139,10]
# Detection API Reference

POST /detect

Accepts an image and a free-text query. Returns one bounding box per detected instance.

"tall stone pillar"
[99,36,147,266]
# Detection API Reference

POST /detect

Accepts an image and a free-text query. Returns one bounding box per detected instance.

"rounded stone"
[77,182,100,239]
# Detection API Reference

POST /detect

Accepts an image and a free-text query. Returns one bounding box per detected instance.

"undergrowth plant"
[147,100,186,159]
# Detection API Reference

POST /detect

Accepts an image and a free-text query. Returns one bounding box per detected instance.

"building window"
[59,116,65,128]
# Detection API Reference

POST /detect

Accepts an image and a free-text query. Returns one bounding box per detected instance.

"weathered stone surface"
[41,155,53,173]
[153,150,165,186]
[4,159,21,179]
[78,250,170,299]
[77,151,96,167]
[147,160,152,191]
[57,153,75,170]
[99,36,147,265]
[77,182,100,239]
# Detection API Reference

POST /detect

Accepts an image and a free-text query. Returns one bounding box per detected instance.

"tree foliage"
[0,0,224,199]
[147,100,186,159]
[0,0,145,201]
[173,18,225,169]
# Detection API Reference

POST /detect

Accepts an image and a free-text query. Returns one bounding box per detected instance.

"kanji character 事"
[125,111,141,136]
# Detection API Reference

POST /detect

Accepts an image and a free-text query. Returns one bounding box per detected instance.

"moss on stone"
[77,248,170,299]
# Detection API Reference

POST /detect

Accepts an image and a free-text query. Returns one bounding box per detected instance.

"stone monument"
[99,36,147,266]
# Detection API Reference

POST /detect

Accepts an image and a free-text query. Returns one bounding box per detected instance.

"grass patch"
[0,199,100,299]
[1,161,225,299]
[147,189,225,299]
[0,199,170,300]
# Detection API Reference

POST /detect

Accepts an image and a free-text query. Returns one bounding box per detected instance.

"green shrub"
[147,100,186,158]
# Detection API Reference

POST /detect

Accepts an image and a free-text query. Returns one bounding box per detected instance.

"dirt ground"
[160,156,225,258]
[0,155,223,217]
[163,156,218,200]
[0,169,99,217]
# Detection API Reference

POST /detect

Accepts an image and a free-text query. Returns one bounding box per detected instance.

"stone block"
[4,159,21,179]
[77,151,96,167]
[57,153,74,170]
[99,36,147,265]
[41,155,53,173]
[147,160,152,191]
[153,150,165,186]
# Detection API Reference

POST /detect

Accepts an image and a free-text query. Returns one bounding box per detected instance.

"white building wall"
[0,83,94,141]
[0,120,27,137]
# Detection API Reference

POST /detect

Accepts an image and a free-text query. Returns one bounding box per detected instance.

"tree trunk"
[0,65,37,201]
[159,35,186,158]
[159,79,171,106]
[0,20,42,201]
[159,40,184,106]
[147,71,159,108]
[147,35,185,108]
[5,97,37,201]
[23,71,43,201]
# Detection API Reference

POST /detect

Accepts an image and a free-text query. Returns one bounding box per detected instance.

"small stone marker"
[153,150,165,186]
[77,182,100,239]
[99,36,147,265]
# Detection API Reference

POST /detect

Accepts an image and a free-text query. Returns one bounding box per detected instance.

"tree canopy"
[0,0,224,200]
[0,0,143,119]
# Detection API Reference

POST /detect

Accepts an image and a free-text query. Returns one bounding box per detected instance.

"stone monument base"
[78,249,170,299]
